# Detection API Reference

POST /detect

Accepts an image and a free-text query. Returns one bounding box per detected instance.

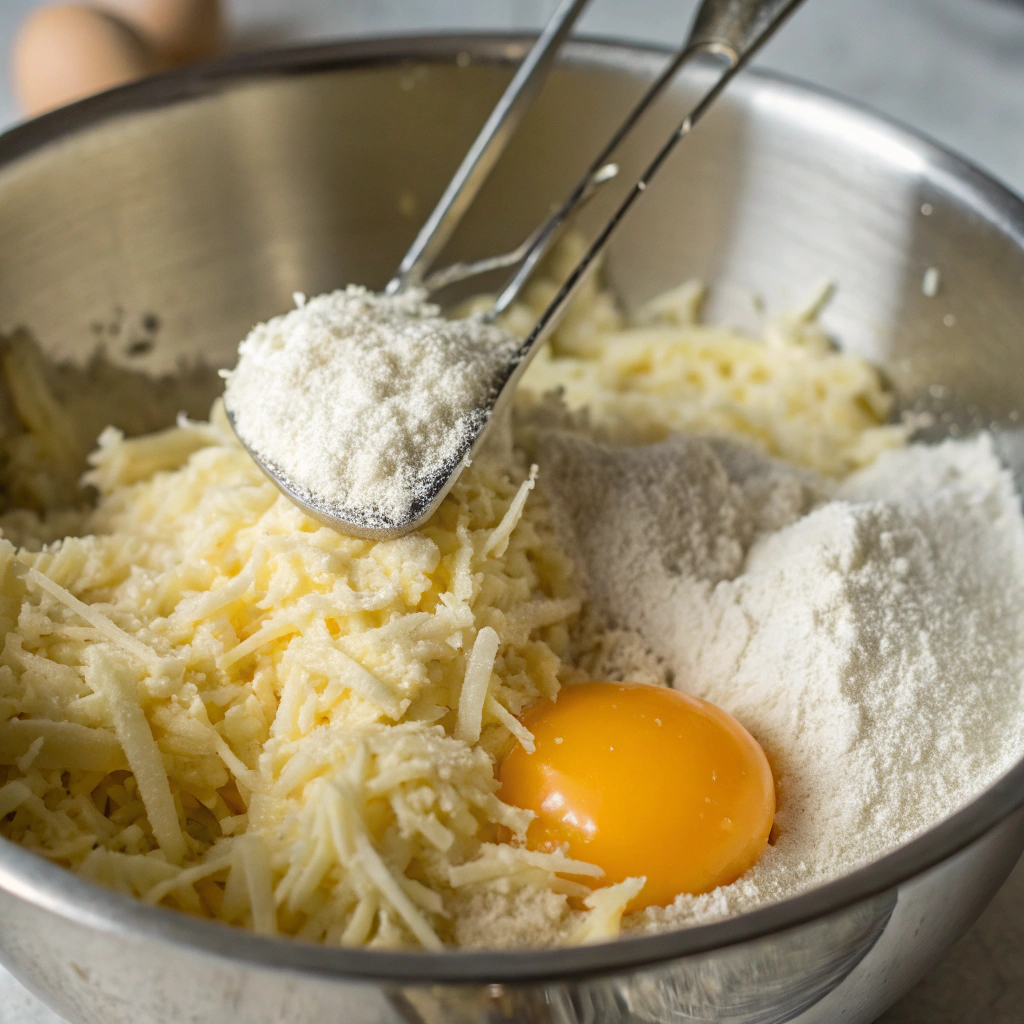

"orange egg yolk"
[497,681,775,910]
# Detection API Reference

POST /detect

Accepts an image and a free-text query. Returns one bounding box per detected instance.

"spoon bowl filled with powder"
[223,286,520,536]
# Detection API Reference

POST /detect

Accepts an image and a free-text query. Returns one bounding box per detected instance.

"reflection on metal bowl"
[1,33,1024,1024]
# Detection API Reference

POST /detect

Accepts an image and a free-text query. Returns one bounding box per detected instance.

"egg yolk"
[497,681,775,910]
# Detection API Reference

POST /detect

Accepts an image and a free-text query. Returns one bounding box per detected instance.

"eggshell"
[12,5,157,118]
[98,0,223,65]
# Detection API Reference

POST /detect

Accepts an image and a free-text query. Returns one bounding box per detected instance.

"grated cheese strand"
[571,877,647,944]
[218,620,302,671]
[0,720,127,773]
[212,735,260,793]
[84,646,188,865]
[449,845,603,887]
[23,567,185,685]
[341,893,377,947]
[456,627,500,744]
[143,855,234,906]
[0,781,32,819]
[484,465,539,558]
[15,736,44,773]
[238,834,276,935]
[292,631,404,719]
[174,563,258,625]
[485,696,535,753]
[352,832,443,951]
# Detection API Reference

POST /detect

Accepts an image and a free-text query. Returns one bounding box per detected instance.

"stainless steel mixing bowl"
[1,33,1024,1024]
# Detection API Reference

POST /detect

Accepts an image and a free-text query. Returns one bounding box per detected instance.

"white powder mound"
[224,287,520,526]
[534,429,1024,929]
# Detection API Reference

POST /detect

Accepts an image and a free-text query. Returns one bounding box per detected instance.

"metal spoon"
[230,0,806,540]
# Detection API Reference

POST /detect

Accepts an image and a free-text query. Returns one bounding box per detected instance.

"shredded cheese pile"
[0,398,619,947]
[503,240,905,477]
[0,252,905,949]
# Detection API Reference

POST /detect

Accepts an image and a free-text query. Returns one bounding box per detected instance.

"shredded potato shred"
[0,250,904,949]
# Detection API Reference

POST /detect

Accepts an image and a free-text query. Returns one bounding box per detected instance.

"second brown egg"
[97,0,224,65]
[12,5,158,118]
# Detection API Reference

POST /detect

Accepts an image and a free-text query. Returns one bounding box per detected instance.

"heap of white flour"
[225,287,519,526]
[532,426,1024,930]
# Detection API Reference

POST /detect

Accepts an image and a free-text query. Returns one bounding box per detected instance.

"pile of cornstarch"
[530,425,1024,930]
[224,286,519,526]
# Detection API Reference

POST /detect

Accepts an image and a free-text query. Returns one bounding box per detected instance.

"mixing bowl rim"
[1,31,1023,986]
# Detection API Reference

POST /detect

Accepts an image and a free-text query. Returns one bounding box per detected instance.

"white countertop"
[3,1,1024,1021]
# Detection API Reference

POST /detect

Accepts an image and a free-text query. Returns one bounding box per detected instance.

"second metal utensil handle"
[487,0,805,401]
[686,0,802,63]
[488,0,804,319]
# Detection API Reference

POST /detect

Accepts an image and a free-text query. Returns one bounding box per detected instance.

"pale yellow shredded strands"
[500,240,905,478]
[0,245,904,948]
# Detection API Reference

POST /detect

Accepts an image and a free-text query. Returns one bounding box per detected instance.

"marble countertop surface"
[3,1,1024,1021]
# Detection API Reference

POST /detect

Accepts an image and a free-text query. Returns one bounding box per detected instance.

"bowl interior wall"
[0,43,1021,438]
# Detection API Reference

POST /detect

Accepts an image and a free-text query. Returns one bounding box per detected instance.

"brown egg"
[12,5,158,118]
[97,0,224,65]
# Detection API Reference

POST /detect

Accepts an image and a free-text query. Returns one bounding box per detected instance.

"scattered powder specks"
[224,287,520,526]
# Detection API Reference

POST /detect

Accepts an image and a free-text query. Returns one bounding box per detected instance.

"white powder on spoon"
[224,287,519,526]
[532,426,1024,929]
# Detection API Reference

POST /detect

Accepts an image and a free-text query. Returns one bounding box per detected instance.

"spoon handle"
[687,0,805,62]
[385,0,591,295]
